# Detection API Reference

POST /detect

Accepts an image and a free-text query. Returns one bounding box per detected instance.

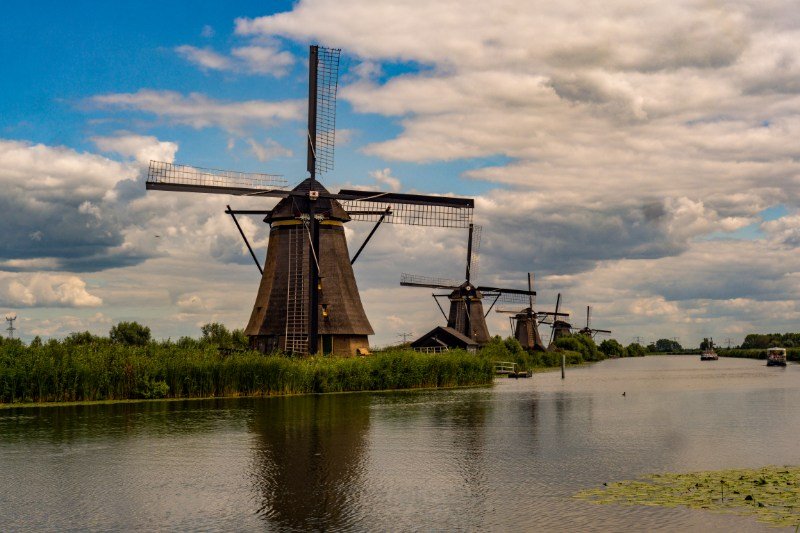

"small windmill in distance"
[496,273,569,351]
[577,306,611,339]
[400,224,536,345]
[5,313,17,339]
[535,293,573,348]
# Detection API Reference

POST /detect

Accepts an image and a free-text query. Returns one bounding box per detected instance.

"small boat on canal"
[766,347,787,367]
[700,338,718,361]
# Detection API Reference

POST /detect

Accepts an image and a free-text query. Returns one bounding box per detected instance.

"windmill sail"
[147,161,288,196]
[308,46,341,177]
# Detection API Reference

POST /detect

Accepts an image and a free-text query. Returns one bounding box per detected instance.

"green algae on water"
[575,466,800,528]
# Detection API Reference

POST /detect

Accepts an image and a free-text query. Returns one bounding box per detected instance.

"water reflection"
[248,394,371,531]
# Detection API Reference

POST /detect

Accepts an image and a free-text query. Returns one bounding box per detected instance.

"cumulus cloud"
[25,312,111,337]
[92,133,178,165]
[0,139,156,272]
[246,137,292,162]
[175,44,295,76]
[370,168,401,192]
[175,45,232,71]
[0,273,102,307]
[88,90,303,133]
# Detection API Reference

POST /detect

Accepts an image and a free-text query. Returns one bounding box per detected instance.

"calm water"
[1,356,799,531]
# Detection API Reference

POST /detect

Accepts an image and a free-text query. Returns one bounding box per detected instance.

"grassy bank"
[0,341,493,405]
[0,325,614,406]
[718,348,800,362]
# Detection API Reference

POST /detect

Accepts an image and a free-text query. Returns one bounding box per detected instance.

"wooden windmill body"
[244,178,373,354]
[146,46,474,355]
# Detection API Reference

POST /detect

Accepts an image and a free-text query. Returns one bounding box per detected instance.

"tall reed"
[0,340,493,404]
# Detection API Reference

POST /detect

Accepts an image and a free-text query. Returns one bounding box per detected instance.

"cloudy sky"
[1,0,799,347]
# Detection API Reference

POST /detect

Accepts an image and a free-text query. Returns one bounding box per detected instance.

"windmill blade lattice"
[312,47,340,176]
[147,161,287,194]
[482,291,530,305]
[340,195,473,228]
[400,273,461,290]
[468,224,482,281]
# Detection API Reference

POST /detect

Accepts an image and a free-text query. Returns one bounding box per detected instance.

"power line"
[5,314,17,339]
[397,332,413,343]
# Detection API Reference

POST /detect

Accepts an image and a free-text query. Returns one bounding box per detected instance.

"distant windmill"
[577,306,611,339]
[146,45,474,356]
[495,273,568,351]
[536,293,573,348]
[400,224,535,344]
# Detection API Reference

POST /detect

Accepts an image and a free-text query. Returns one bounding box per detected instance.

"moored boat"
[766,347,787,367]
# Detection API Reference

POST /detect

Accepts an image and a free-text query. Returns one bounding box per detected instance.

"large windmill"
[577,306,611,339]
[495,274,569,351]
[400,224,535,344]
[146,45,474,356]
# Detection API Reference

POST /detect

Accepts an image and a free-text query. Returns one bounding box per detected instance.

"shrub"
[109,322,151,346]
[555,334,602,362]
[626,343,647,357]
[599,338,626,357]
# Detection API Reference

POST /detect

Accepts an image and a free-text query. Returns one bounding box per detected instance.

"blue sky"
[1,0,799,346]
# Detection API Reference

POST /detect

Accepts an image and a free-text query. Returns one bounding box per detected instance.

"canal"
[1,356,798,531]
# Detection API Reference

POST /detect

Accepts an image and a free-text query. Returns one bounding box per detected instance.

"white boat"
[766,347,787,367]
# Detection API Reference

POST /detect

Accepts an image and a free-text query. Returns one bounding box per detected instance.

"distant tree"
[699,337,712,350]
[201,322,232,346]
[63,331,102,345]
[109,322,151,346]
[741,334,774,349]
[655,338,683,353]
[231,328,249,349]
[626,343,647,357]
[599,338,625,357]
[646,342,657,353]
[29,336,43,348]
[554,334,601,361]
[176,336,200,349]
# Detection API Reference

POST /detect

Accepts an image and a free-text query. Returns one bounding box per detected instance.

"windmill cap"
[266,177,351,223]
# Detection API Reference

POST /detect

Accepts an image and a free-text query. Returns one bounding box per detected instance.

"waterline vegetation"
[0,322,617,406]
[575,466,800,528]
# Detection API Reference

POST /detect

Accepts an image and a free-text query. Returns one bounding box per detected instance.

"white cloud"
[370,168,401,192]
[88,90,303,133]
[175,45,232,71]
[231,46,294,76]
[0,273,102,307]
[175,44,295,77]
[25,312,111,337]
[92,133,178,166]
[0,139,135,199]
[246,137,293,162]
[0,139,162,272]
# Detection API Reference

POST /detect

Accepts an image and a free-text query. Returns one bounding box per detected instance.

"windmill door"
[322,335,333,355]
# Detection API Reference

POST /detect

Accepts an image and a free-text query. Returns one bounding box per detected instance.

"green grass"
[576,466,800,528]
[0,341,494,405]
[718,348,800,362]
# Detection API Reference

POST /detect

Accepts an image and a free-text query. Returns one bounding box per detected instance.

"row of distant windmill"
[145,45,609,356]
